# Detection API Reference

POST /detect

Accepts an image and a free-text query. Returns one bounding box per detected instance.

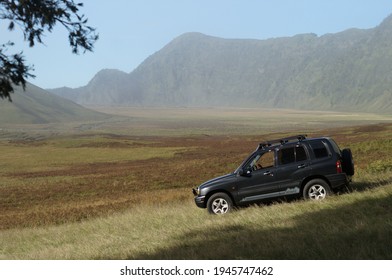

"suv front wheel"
[303,179,331,200]
[207,193,233,214]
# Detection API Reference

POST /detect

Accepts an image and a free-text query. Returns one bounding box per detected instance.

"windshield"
[234,149,275,173]
[234,151,258,174]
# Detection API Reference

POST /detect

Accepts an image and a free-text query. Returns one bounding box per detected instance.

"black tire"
[341,148,355,176]
[303,179,331,200]
[207,192,233,215]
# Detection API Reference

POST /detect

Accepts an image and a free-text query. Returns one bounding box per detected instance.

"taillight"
[336,160,342,173]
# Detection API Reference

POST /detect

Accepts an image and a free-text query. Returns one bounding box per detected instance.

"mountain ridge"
[51,14,392,113]
[0,83,108,124]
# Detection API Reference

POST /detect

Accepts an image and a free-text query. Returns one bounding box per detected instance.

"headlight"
[192,187,200,196]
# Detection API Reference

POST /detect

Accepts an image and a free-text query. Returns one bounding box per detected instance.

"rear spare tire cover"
[342,148,355,176]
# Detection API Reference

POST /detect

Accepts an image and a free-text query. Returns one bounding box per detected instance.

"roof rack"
[258,135,307,150]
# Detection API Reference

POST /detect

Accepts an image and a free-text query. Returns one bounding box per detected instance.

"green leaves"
[0,0,98,100]
[0,42,34,101]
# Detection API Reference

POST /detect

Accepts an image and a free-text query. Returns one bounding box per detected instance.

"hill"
[51,15,392,113]
[0,83,108,124]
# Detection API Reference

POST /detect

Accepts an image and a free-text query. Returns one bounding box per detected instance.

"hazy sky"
[1,0,391,89]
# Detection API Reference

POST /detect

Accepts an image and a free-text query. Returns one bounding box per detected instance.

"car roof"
[257,135,330,150]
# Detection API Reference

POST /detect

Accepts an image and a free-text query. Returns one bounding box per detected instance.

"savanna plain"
[1,107,392,259]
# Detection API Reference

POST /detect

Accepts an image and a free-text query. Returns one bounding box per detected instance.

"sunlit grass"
[1,181,392,260]
[0,139,188,173]
[1,109,392,259]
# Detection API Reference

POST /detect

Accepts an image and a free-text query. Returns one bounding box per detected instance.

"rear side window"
[329,139,342,156]
[296,146,307,161]
[309,140,330,159]
[279,147,295,165]
[278,145,308,165]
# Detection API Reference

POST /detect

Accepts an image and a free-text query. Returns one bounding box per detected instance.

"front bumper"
[192,188,206,208]
[194,195,206,208]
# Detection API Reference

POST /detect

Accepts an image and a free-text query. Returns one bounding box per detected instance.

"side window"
[278,147,295,165]
[296,146,307,162]
[309,140,329,159]
[329,139,342,156]
[259,150,275,169]
[278,145,308,165]
[249,150,275,171]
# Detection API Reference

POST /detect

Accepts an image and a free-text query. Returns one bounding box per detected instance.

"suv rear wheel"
[303,179,331,200]
[207,193,233,214]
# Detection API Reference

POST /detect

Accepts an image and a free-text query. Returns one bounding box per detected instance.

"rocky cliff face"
[51,15,392,113]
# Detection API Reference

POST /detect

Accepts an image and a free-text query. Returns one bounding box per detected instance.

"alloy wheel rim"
[212,198,229,214]
[308,185,326,200]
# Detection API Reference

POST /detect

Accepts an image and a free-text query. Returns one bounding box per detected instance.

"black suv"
[192,135,354,214]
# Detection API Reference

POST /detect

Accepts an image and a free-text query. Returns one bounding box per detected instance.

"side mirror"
[238,168,251,177]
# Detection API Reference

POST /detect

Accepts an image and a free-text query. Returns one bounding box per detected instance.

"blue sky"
[1,0,391,89]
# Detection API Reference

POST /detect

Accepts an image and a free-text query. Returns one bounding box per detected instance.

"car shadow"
[338,176,392,194]
[130,193,392,260]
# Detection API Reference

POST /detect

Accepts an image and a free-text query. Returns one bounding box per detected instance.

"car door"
[236,149,280,203]
[275,144,310,194]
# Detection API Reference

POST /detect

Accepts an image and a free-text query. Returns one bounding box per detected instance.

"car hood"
[199,173,236,189]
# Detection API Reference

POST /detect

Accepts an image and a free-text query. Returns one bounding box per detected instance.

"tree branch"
[0,0,98,100]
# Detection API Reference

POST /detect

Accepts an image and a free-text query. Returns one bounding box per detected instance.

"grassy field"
[0,108,392,259]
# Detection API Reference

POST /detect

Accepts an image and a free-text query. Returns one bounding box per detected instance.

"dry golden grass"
[1,121,392,230]
[1,108,392,259]
[2,182,392,260]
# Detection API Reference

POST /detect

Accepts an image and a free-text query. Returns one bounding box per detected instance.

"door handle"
[263,171,273,176]
[297,164,306,169]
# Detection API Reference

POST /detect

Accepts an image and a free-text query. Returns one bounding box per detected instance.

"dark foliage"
[0,0,98,100]
[0,42,34,101]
